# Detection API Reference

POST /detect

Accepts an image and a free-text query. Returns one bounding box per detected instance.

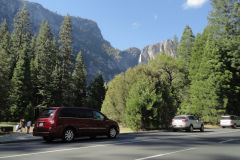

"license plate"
[39,123,43,127]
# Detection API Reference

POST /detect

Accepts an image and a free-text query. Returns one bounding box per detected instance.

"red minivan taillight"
[39,119,56,127]
[172,120,175,123]
[230,121,233,125]
[182,119,188,122]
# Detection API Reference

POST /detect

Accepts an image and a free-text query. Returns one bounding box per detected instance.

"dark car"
[33,107,119,142]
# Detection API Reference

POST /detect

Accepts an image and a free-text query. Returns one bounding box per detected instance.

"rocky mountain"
[0,0,141,82]
[138,40,177,64]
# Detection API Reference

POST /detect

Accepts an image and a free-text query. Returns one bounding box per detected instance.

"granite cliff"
[138,40,177,64]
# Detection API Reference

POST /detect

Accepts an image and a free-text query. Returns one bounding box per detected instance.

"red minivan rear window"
[40,109,56,118]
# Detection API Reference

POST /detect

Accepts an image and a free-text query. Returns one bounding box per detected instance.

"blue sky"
[27,0,212,50]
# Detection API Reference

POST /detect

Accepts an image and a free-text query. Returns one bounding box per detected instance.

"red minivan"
[33,107,119,142]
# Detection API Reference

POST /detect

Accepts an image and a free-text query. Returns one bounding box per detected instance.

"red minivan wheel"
[62,128,75,142]
[108,127,117,139]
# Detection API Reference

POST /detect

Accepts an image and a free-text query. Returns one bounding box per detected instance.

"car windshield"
[39,109,56,118]
[174,116,186,119]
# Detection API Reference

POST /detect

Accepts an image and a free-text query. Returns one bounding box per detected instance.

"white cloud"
[154,15,158,21]
[131,22,140,29]
[183,0,208,9]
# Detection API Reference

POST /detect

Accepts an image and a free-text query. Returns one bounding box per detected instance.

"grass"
[0,122,32,132]
[0,122,18,132]
[204,124,221,129]
[120,127,133,133]
[0,122,18,126]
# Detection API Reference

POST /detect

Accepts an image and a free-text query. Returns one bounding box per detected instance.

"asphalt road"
[0,128,240,160]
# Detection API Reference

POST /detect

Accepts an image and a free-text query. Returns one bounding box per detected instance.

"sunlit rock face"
[139,40,177,64]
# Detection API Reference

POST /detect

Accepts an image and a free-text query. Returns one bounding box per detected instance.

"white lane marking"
[218,139,234,144]
[135,148,196,160]
[0,144,105,159]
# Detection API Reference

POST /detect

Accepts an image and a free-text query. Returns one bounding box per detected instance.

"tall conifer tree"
[86,73,106,111]
[0,20,14,79]
[209,0,240,38]
[33,21,57,107]
[178,25,195,64]
[58,15,74,105]
[0,20,12,121]
[72,51,87,106]
[0,47,11,121]
[10,43,32,121]
[51,55,62,106]
[173,35,178,55]
[9,5,32,120]
[11,5,31,67]
[0,20,12,52]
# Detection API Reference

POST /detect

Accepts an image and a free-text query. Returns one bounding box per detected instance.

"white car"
[172,115,204,132]
[220,115,240,128]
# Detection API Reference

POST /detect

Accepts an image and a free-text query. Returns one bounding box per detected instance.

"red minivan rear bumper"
[33,126,59,137]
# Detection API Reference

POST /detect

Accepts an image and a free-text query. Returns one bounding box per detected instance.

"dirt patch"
[205,124,221,128]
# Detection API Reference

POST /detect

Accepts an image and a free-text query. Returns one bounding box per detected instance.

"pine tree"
[0,20,8,40]
[33,21,57,107]
[188,28,209,81]
[173,35,178,55]
[0,20,14,79]
[29,35,36,60]
[209,0,240,38]
[72,51,87,106]
[11,5,31,66]
[178,29,208,117]
[224,36,240,115]
[10,43,32,121]
[51,55,62,107]
[0,47,11,121]
[29,35,40,108]
[179,27,233,123]
[178,25,195,64]
[58,15,74,105]
[0,20,12,52]
[86,73,106,111]
[175,25,195,108]
[0,20,12,121]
